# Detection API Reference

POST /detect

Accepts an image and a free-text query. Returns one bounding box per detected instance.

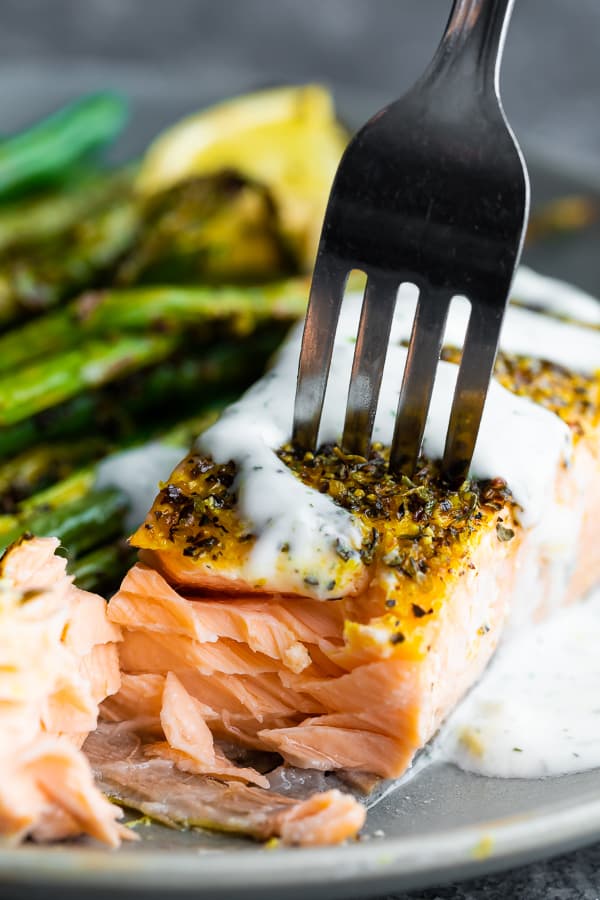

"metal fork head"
[293,0,530,481]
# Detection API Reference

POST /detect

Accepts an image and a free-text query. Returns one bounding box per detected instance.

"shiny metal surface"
[293,0,530,479]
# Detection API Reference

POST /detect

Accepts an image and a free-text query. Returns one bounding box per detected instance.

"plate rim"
[3,785,600,896]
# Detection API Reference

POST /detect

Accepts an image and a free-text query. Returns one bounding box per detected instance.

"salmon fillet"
[115,295,600,794]
[0,536,126,846]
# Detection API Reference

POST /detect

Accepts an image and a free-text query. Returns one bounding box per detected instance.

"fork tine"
[389,287,452,474]
[292,254,349,450]
[442,296,507,481]
[342,274,399,457]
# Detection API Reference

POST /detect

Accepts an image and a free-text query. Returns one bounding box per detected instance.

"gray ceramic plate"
[0,80,599,899]
[4,761,600,899]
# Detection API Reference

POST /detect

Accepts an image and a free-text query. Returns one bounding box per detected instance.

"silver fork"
[293,0,529,480]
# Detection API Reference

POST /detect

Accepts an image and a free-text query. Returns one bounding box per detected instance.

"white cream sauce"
[445,294,600,373]
[96,267,599,544]
[96,443,186,530]
[513,266,600,327]
[437,587,600,778]
[196,266,600,597]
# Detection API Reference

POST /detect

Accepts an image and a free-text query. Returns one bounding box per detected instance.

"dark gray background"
[1,0,600,177]
[1,2,599,899]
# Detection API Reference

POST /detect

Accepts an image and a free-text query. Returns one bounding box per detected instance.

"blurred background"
[1,0,599,174]
[0,0,597,289]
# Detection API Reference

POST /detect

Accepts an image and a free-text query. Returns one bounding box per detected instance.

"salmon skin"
[119,332,600,795]
[85,721,365,846]
[0,536,126,847]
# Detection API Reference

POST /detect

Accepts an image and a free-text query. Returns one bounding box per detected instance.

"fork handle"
[427,0,516,97]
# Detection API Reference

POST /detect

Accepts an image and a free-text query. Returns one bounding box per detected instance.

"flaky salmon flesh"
[0,537,126,847]
[0,537,365,846]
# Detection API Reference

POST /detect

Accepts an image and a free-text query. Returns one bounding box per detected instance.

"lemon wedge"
[136,85,349,268]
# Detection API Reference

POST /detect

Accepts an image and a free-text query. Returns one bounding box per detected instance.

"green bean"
[0,93,128,198]
[0,486,129,557]
[0,332,175,425]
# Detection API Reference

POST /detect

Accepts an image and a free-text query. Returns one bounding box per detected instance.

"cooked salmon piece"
[0,536,126,846]
[112,286,600,799]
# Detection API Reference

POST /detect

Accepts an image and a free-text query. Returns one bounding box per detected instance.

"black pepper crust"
[277,443,514,581]
[140,456,253,562]
[134,352,600,583]
[443,348,600,441]
[134,440,515,581]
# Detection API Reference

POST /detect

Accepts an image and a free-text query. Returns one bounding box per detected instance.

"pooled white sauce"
[437,588,600,778]
[196,268,599,597]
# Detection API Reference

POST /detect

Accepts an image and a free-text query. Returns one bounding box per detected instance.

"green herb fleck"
[496,523,515,542]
